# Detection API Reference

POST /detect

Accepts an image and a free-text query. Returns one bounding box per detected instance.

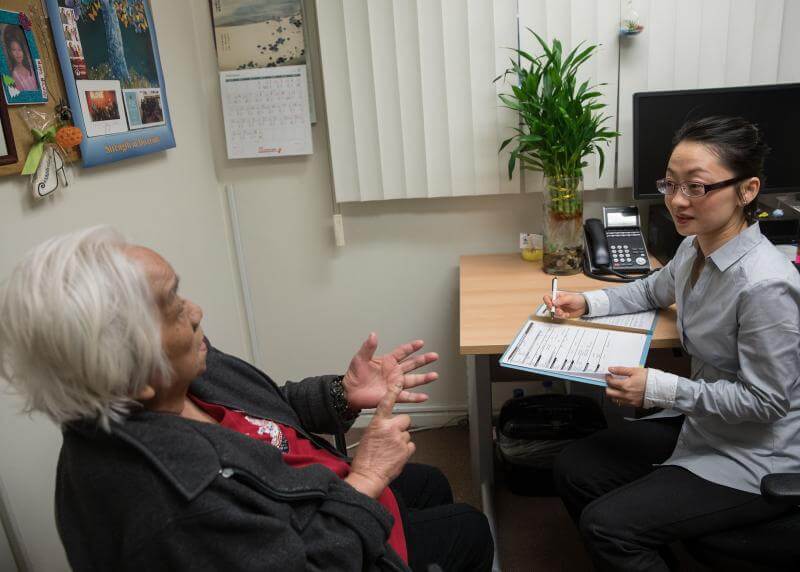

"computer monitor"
[633,83,800,199]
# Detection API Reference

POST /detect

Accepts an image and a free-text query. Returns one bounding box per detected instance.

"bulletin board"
[45,0,175,168]
[0,0,78,177]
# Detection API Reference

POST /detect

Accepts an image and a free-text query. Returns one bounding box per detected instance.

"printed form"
[533,304,656,332]
[501,320,652,386]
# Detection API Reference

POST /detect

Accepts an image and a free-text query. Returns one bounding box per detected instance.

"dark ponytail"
[671,116,770,224]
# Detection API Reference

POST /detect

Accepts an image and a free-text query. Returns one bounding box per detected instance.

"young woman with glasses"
[543,116,800,570]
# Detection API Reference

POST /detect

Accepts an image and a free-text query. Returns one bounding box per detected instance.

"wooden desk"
[459,253,680,571]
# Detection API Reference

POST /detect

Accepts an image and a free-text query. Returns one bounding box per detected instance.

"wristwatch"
[330,375,359,421]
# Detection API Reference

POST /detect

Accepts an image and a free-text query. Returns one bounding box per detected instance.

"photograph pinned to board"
[0,10,48,105]
[0,96,17,165]
[123,87,164,129]
[211,0,316,122]
[76,79,127,137]
[45,0,174,167]
[220,64,312,159]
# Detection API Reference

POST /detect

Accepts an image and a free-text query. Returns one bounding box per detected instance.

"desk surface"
[459,253,680,355]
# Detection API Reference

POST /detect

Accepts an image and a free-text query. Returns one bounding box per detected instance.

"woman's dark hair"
[671,116,770,224]
[3,25,31,72]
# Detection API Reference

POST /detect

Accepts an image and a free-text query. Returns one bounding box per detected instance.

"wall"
[190,0,632,427]
[0,2,249,569]
[0,516,15,571]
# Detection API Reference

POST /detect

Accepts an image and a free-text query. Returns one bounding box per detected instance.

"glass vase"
[543,176,584,275]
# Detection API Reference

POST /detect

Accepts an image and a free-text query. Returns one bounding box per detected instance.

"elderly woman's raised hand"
[345,383,415,498]
[342,333,439,410]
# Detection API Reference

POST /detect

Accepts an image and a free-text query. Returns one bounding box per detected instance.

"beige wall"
[0,2,248,569]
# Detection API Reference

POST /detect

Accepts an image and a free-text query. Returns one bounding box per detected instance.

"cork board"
[0,0,79,177]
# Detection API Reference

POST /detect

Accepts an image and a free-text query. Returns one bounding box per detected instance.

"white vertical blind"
[319,1,798,201]
[517,0,621,191]
[617,0,800,188]
[318,0,520,202]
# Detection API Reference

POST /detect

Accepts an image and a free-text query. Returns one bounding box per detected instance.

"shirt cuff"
[582,290,610,317]
[644,368,679,409]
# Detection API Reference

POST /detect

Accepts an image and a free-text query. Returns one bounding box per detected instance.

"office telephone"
[583,206,652,282]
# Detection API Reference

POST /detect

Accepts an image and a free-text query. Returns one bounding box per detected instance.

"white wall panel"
[318,0,518,202]
[778,0,800,81]
[617,0,800,189]
[493,0,522,195]
[750,0,785,84]
[442,1,476,197]
[342,0,383,201]
[393,0,429,198]
[367,1,405,200]
[468,0,500,196]
[316,1,361,202]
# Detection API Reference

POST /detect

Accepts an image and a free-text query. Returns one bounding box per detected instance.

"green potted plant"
[497,30,619,274]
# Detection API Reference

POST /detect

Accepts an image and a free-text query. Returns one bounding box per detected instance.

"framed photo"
[0,10,48,105]
[76,80,128,137]
[45,0,174,167]
[0,96,17,165]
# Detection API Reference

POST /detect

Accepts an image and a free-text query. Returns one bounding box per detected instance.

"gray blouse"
[583,223,800,494]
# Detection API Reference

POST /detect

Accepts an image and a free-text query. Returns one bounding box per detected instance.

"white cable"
[225,184,264,369]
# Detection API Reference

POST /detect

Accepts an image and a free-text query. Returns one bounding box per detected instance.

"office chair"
[683,473,800,571]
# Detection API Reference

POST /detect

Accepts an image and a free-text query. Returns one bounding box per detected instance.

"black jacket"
[55,341,409,571]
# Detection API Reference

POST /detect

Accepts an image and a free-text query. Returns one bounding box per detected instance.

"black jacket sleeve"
[282,375,356,435]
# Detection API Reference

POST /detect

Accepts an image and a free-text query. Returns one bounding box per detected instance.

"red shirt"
[190,396,407,563]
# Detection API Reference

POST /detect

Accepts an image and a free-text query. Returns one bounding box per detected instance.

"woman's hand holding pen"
[542,292,588,318]
[605,366,647,407]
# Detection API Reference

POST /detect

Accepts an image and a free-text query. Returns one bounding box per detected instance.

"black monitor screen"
[633,83,800,199]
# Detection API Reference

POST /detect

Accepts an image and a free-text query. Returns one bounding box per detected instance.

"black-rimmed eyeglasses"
[655,176,750,198]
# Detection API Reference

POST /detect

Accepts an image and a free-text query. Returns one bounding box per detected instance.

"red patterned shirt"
[190,396,407,563]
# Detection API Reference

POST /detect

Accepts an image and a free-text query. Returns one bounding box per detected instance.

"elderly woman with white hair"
[0,227,493,572]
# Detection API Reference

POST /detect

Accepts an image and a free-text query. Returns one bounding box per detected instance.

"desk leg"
[467,355,501,571]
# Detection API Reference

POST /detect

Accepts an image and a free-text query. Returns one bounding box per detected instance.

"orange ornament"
[55,125,83,149]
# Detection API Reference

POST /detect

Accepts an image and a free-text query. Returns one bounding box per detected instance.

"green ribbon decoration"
[21,126,58,175]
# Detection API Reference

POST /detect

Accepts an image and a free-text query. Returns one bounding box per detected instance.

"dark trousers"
[553,416,791,572]
[392,463,494,572]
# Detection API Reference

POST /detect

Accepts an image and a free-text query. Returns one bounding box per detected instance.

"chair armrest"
[761,473,800,504]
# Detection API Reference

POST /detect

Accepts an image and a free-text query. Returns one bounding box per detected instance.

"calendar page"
[220,65,312,159]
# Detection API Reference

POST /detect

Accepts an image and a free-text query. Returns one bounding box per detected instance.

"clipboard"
[500,308,657,387]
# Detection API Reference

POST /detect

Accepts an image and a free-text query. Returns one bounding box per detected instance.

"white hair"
[0,226,170,429]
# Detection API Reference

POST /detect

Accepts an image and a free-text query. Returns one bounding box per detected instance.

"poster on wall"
[45,0,175,167]
[210,0,316,122]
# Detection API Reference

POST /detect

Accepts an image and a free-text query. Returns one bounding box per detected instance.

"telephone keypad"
[606,229,649,270]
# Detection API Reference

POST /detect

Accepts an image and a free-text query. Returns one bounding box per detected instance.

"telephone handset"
[583,206,652,282]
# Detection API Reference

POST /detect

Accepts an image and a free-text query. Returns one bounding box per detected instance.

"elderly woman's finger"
[399,352,439,373]
[398,390,429,403]
[390,339,425,363]
[401,371,438,389]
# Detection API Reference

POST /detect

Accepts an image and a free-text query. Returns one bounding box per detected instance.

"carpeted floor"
[346,423,709,572]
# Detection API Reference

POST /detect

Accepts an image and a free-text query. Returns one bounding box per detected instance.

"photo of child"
[1,24,37,92]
